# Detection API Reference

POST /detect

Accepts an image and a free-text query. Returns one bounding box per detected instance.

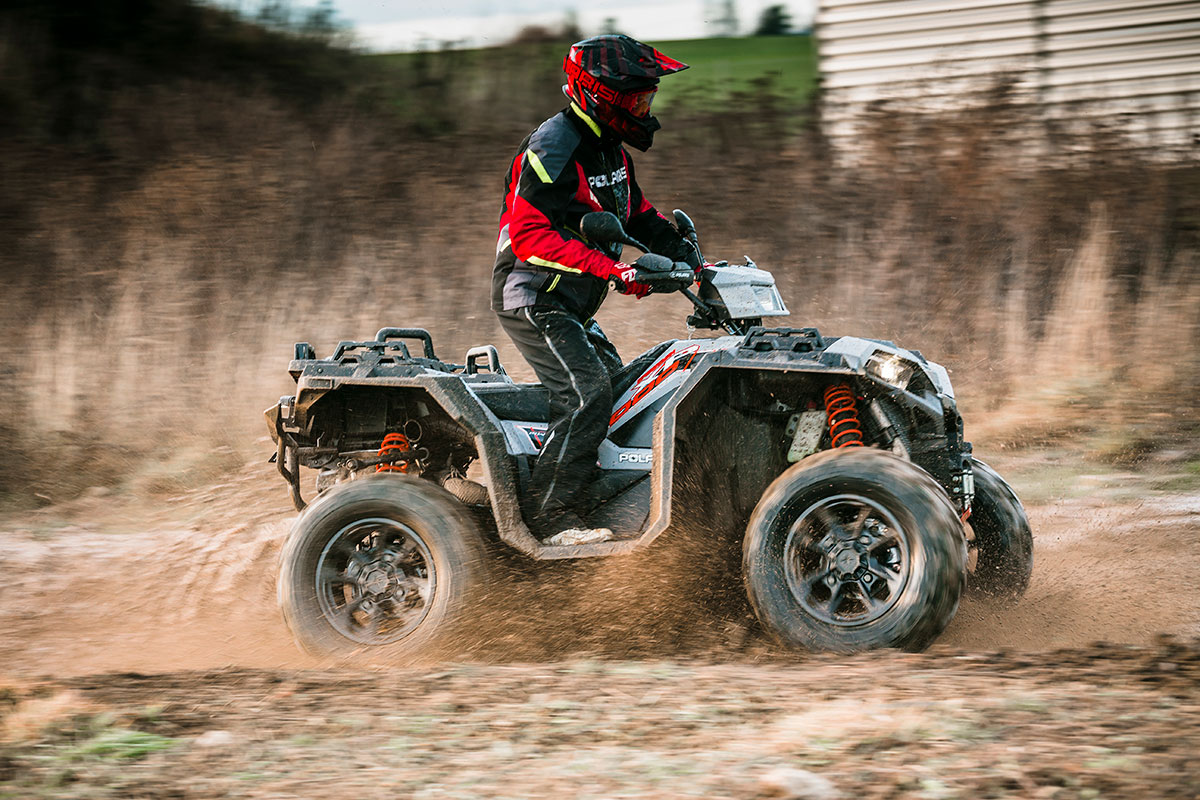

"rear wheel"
[966,458,1033,601]
[743,448,966,652]
[278,473,489,661]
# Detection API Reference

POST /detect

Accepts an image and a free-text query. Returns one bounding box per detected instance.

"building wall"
[816,0,1200,157]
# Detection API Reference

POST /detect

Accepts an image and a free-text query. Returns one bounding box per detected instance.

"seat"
[473,383,551,422]
[475,341,675,424]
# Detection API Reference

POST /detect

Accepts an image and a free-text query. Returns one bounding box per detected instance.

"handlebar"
[679,282,740,335]
[668,209,744,332]
[581,209,746,335]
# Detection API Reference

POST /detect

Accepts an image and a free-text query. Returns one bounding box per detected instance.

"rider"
[491,34,699,546]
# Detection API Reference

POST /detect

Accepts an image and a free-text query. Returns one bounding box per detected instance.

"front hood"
[822,336,954,398]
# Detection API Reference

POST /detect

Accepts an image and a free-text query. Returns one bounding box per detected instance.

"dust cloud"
[1,464,1197,676]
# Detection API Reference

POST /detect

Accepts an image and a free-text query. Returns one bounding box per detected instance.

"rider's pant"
[497,307,621,534]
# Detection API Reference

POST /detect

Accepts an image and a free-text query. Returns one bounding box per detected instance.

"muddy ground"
[2,643,1199,799]
[2,451,1199,798]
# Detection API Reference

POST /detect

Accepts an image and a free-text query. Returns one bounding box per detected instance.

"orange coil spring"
[376,432,410,473]
[823,384,864,448]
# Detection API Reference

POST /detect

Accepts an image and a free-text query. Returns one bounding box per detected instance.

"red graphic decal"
[609,346,700,426]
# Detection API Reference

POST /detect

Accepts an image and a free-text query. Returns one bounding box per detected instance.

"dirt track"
[2,457,1199,797]
[3,644,1200,798]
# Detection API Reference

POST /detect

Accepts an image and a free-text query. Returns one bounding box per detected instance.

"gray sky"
[226,1,816,51]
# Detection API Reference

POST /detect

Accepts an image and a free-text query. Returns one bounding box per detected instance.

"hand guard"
[632,254,695,293]
[678,238,702,270]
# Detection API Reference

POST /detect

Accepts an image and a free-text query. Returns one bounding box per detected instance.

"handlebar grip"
[634,267,693,285]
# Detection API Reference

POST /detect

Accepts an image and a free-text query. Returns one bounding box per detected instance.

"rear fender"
[284,374,542,556]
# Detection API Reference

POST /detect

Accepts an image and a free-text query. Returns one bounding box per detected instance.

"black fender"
[638,347,860,547]
[290,369,544,557]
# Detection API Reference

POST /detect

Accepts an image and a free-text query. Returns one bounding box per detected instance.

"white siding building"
[816,0,1200,157]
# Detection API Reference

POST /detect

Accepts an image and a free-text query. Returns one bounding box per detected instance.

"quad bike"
[266,211,1033,658]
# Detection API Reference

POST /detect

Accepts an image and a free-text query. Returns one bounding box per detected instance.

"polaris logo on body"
[588,166,627,189]
[521,426,547,449]
[618,451,652,464]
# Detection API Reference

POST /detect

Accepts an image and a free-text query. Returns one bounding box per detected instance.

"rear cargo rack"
[331,327,438,360]
[289,327,466,378]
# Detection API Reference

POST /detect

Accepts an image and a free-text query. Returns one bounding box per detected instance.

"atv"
[266,211,1033,658]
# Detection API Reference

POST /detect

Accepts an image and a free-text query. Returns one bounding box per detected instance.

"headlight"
[866,353,915,387]
[751,284,786,314]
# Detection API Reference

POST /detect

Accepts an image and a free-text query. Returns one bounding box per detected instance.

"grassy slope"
[367,35,817,113]
[647,35,817,108]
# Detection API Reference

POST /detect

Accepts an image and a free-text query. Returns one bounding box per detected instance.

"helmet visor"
[624,88,662,118]
[626,88,657,118]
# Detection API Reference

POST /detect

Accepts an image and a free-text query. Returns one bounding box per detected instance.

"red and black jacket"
[491,104,690,320]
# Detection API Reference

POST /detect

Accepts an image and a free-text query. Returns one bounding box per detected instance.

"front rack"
[739,327,826,354]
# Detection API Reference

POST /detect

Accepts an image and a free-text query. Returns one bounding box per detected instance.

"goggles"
[626,88,657,118]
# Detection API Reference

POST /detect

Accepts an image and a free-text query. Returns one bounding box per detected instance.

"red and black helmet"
[563,35,688,151]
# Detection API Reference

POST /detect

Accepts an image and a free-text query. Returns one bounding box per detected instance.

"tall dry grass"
[2,16,1198,506]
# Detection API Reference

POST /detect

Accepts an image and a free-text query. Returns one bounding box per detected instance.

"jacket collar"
[569,102,601,137]
[566,103,622,147]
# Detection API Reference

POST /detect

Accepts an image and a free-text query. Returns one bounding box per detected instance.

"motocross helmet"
[563,35,688,151]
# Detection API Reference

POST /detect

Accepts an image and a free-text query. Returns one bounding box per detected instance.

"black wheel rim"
[783,494,910,627]
[316,517,436,645]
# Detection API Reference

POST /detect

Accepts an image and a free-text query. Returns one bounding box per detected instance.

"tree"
[707,0,738,37]
[300,0,337,37]
[255,0,292,30]
[754,4,792,36]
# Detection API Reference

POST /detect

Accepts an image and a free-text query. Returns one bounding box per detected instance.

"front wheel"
[278,473,489,661]
[743,448,966,653]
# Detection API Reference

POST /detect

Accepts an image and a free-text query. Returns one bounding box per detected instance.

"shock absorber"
[823,383,864,448]
[376,432,411,473]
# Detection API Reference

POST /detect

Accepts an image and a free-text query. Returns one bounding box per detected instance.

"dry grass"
[1,20,1197,507]
[0,688,94,745]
